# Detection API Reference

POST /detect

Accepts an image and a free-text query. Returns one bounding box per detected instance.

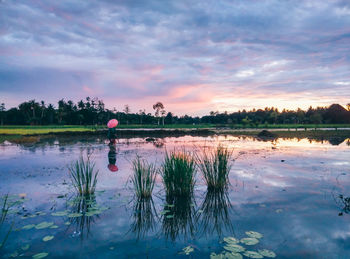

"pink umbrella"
[107,119,119,128]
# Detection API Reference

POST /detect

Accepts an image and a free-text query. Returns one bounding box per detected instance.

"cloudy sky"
[1,0,349,115]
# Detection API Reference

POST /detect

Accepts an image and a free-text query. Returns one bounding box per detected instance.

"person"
[107,144,118,172]
[107,126,117,145]
[107,119,118,145]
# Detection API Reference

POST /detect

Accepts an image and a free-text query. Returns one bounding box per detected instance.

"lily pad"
[224,237,239,244]
[51,211,68,216]
[244,251,263,258]
[35,222,54,229]
[68,213,83,218]
[50,225,59,229]
[258,249,276,258]
[166,214,174,219]
[21,244,30,251]
[64,221,71,225]
[240,238,259,245]
[225,252,243,259]
[210,253,224,259]
[245,231,263,239]
[32,252,49,259]
[181,245,194,255]
[43,235,54,242]
[224,244,245,253]
[160,210,170,215]
[22,224,35,230]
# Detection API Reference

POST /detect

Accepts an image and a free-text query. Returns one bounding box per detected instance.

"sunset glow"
[1,1,350,115]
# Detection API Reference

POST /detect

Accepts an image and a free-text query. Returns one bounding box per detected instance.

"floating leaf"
[68,213,83,218]
[22,224,35,230]
[51,211,68,217]
[240,238,259,245]
[210,253,224,259]
[35,222,54,229]
[166,214,174,219]
[43,235,54,242]
[258,249,276,258]
[160,210,170,215]
[50,225,59,229]
[224,237,239,244]
[21,244,30,251]
[64,221,71,225]
[244,251,263,258]
[225,252,243,259]
[245,231,263,239]
[32,252,49,259]
[275,209,283,213]
[10,251,19,258]
[224,244,245,253]
[181,246,194,255]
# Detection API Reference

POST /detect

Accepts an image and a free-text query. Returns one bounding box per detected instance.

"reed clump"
[197,145,232,191]
[68,156,99,196]
[161,150,196,197]
[132,156,157,198]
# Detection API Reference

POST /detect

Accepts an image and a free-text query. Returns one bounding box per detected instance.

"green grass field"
[0,124,350,135]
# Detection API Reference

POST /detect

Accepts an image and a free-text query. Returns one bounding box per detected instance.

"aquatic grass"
[161,150,196,196]
[197,145,233,191]
[68,155,99,196]
[0,194,13,250]
[131,156,157,198]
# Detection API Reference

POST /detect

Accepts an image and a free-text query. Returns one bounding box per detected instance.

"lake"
[0,135,350,258]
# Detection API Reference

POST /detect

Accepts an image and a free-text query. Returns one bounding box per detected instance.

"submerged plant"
[68,155,99,196]
[132,156,157,198]
[197,145,233,191]
[161,150,196,196]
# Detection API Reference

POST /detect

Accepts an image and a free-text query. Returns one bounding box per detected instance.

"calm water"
[0,135,350,258]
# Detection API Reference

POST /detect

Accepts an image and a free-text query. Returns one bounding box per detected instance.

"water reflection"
[162,195,196,241]
[67,195,99,240]
[198,190,234,238]
[107,145,118,172]
[336,194,350,216]
[129,198,158,239]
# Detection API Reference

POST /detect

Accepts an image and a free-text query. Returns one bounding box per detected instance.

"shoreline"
[1,128,349,145]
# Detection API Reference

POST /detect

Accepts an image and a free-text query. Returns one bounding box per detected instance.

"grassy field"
[0,124,350,135]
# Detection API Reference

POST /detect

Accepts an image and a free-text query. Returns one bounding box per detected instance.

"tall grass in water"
[0,195,13,250]
[197,145,232,191]
[132,156,157,198]
[68,156,99,196]
[161,150,196,196]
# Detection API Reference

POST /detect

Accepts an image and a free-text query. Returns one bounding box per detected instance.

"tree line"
[0,98,349,126]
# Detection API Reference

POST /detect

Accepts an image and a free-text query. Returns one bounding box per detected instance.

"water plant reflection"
[66,195,100,240]
[129,197,158,239]
[198,190,234,238]
[161,194,196,241]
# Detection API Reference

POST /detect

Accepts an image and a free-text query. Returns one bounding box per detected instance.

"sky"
[0,0,350,116]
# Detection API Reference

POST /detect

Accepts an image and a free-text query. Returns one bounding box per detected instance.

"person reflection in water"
[107,144,118,172]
